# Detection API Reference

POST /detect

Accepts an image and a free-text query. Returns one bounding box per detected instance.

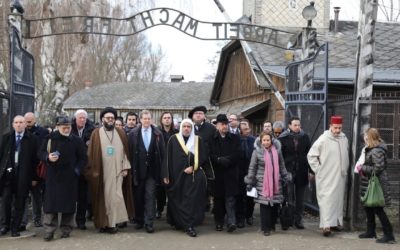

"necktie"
[16,134,21,151]
[144,129,150,151]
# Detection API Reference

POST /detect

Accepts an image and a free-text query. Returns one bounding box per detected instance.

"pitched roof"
[63,82,214,110]
[212,19,400,100]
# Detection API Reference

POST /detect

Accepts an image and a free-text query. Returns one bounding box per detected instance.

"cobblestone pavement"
[0,210,398,250]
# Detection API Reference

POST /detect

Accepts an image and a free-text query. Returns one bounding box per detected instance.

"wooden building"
[63,81,215,126]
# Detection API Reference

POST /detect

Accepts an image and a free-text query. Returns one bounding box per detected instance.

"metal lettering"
[62,17,73,33]
[159,8,169,24]
[229,23,239,39]
[213,23,222,39]
[22,7,296,50]
[140,11,154,28]
[183,18,198,36]
[254,26,266,43]
[101,18,111,34]
[84,17,94,33]
[242,25,253,40]
[172,13,185,30]
[128,16,137,33]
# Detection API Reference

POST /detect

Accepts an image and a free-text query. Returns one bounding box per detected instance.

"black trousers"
[260,203,279,232]
[75,175,89,226]
[214,196,236,226]
[134,177,156,226]
[22,181,44,225]
[364,206,393,236]
[235,194,255,223]
[0,181,27,233]
[156,185,166,214]
[288,181,306,224]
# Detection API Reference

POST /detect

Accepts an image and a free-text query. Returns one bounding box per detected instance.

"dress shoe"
[156,211,162,219]
[145,224,154,233]
[0,227,10,235]
[376,234,395,244]
[134,223,144,230]
[358,231,376,238]
[330,226,342,232]
[215,224,223,231]
[227,224,236,233]
[34,221,43,227]
[107,227,118,234]
[322,228,331,237]
[246,217,253,226]
[294,222,305,229]
[77,224,87,230]
[117,222,127,229]
[61,232,70,238]
[11,231,20,237]
[185,227,197,237]
[44,233,54,241]
[237,221,245,229]
[263,230,271,236]
[18,225,26,232]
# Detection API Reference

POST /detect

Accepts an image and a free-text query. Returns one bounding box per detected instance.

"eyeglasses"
[103,116,115,120]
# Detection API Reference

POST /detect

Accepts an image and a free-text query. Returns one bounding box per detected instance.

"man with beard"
[40,116,87,241]
[124,112,138,134]
[161,119,207,237]
[21,112,49,229]
[85,107,134,234]
[189,106,216,211]
[0,116,38,237]
[156,112,178,219]
[209,114,241,233]
[278,117,311,229]
[307,116,349,237]
[70,109,95,230]
[128,110,164,233]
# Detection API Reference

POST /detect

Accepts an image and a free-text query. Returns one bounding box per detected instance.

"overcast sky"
[141,0,397,82]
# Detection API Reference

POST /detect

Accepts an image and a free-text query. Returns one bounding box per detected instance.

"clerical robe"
[161,134,207,230]
[86,127,135,229]
[307,130,349,228]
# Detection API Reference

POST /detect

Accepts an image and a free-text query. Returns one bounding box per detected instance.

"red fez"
[330,115,343,124]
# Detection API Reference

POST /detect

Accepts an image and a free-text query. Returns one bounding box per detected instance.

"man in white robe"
[307,116,349,236]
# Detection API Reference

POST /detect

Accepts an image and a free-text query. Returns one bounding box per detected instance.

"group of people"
[0,106,395,244]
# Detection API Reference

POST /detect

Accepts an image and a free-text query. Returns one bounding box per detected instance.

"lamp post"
[299,1,318,92]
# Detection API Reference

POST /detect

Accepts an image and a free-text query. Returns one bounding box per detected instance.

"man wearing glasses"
[86,107,134,234]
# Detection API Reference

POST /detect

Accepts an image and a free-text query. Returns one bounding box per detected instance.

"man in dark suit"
[0,115,38,237]
[128,110,164,233]
[71,109,95,230]
[209,114,241,233]
[19,112,49,229]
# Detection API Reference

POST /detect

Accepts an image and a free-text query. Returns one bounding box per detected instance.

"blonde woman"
[356,128,395,244]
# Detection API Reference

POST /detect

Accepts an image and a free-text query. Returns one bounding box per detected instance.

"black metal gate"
[9,27,35,121]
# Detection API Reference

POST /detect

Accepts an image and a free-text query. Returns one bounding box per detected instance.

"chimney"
[84,80,93,89]
[170,75,184,82]
[334,7,341,33]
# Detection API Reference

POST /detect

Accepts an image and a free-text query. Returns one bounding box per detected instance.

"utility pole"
[347,0,378,230]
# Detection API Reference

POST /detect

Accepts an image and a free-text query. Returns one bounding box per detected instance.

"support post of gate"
[348,0,378,230]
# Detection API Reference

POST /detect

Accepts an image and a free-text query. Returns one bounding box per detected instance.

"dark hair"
[159,111,174,129]
[125,111,138,122]
[288,116,300,125]
[116,116,124,123]
[259,131,273,141]
[263,120,272,126]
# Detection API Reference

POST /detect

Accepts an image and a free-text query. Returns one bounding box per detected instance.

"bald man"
[0,116,39,237]
[20,112,49,228]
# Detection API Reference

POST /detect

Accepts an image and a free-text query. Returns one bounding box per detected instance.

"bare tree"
[21,0,168,125]
[379,0,400,21]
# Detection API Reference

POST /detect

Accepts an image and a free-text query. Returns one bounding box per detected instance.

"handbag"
[36,139,51,180]
[361,171,385,207]
[279,183,294,230]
